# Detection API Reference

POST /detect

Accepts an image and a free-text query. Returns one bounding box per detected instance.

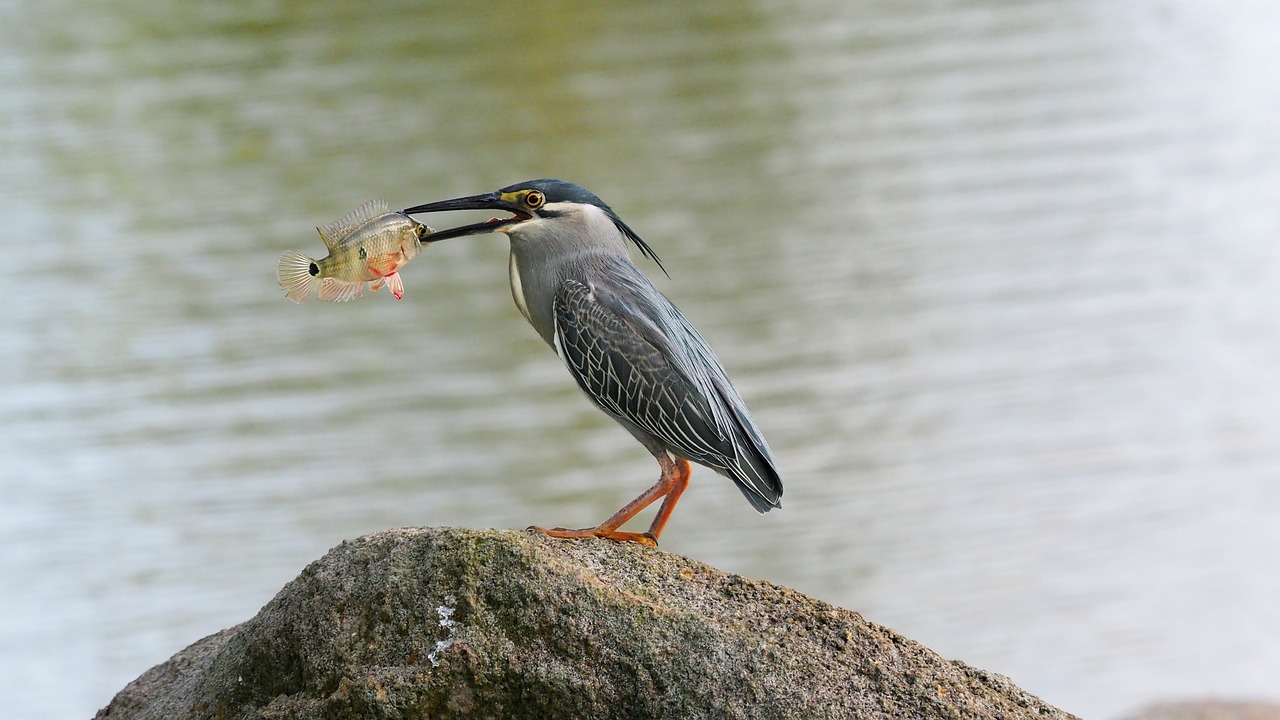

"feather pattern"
[551,260,782,512]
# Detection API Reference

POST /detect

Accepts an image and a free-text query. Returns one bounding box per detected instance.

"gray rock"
[96,527,1080,720]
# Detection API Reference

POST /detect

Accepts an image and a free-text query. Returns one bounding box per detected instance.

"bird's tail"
[713,378,784,513]
[277,251,321,303]
[729,442,783,513]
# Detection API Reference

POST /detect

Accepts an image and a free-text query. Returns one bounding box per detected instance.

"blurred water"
[2,1,1279,718]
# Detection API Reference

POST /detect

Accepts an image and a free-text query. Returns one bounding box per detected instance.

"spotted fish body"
[277,200,430,303]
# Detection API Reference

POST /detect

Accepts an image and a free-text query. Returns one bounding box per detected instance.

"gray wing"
[552,270,782,512]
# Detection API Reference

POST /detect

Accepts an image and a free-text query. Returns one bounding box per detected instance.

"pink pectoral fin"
[386,272,404,300]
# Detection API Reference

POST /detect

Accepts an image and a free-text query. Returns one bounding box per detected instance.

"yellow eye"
[524,191,545,209]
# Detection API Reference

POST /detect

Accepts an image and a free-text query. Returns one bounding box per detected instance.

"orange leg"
[531,456,693,546]
[644,458,690,539]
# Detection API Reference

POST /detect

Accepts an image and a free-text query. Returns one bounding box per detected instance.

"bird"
[403,179,781,545]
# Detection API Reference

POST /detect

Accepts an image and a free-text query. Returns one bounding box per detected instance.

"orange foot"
[528,525,658,547]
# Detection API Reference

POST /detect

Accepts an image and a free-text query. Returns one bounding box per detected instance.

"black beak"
[402,191,529,242]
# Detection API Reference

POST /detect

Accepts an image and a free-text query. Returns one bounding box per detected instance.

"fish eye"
[524,191,545,209]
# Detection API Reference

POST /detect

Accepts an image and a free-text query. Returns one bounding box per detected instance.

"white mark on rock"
[427,594,457,667]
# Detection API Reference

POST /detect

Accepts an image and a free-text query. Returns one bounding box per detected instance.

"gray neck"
[506,203,632,346]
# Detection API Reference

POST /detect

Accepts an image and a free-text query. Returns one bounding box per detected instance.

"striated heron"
[404,179,782,545]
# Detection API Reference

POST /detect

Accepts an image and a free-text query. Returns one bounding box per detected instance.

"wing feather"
[552,269,782,512]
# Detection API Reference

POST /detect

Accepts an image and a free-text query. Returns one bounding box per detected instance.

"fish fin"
[318,277,365,302]
[364,274,402,298]
[317,199,390,249]
[277,250,321,303]
[385,272,404,300]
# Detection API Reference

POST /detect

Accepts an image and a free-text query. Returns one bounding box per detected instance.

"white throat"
[509,250,531,323]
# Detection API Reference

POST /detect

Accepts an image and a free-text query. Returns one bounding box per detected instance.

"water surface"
[2,2,1279,718]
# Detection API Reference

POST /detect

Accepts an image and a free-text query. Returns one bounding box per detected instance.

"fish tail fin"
[277,250,321,303]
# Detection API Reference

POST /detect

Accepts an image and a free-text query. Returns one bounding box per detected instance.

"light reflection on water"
[2,2,1279,718]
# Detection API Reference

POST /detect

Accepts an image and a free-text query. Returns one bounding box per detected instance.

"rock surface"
[97,527,1079,720]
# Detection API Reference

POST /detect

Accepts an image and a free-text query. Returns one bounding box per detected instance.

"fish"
[277,200,432,303]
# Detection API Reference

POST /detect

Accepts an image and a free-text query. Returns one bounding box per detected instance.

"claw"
[528,525,658,546]
[526,456,690,548]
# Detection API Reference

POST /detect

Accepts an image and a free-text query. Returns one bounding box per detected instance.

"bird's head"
[403,179,665,274]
